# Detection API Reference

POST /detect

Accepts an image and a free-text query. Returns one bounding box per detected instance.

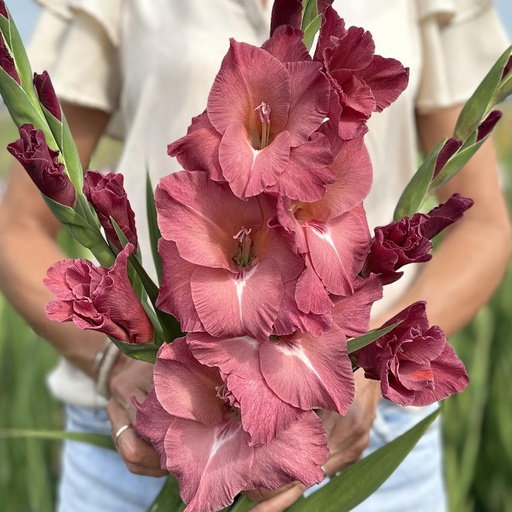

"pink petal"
[251,412,328,489]
[273,281,333,337]
[133,389,174,470]
[44,259,80,300]
[356,55,409,112]
[284,60,330,146]
[269,132,335,202]
[304,135,372,220]
[156,171,262,268]
[325,26,375,78]
[187,333,303,444]
[191,259,283,340]
[207,40,290,136]
[153,339,225,426]
[262,25,311,63]
[218,123,291,199]
[306,205,370,296]
[295,257,333,315]
[332,274,383,338]
[167,111,224,181]
[260,328,354,414]
[45,299,74,321]
[156,240,204,333]
[165,416,254,511]
[226,372,304,444]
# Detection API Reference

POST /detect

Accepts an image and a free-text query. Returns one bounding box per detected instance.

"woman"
[0,0,509,511]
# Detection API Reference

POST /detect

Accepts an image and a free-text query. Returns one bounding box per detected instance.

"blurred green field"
[0,104,511,512]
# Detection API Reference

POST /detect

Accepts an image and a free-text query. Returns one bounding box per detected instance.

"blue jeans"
[58,401,446,511]
[57,405,166,512]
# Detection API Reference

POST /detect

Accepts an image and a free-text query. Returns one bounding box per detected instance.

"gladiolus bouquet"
[1,0,511,511]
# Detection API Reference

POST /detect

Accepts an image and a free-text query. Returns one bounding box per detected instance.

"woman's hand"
[107,357,168,477]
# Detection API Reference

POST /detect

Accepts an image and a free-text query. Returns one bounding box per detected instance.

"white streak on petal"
[233,265,258,324]
[275,343,323,382]
[310,225,341,264]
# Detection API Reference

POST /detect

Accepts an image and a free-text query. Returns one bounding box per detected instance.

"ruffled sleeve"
[31,0,123,115]
[415,0,509,113]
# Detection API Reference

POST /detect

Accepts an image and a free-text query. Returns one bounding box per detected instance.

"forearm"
[374,214,511,336]
[0,198,106,375]
[374,108,511,335]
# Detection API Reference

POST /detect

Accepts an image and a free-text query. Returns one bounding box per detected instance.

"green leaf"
[302,14,322,52]
[393,139,445,221]
[287,408,440,512]
[147,475,186,512]
[127,250,184,342]
[44,106,84,192]
[146,171,163,285]
[0,429,115,450]
[347,322,401,354]
[111,339,159,364]
[301,0,318,31]
[454,45,512,140]
[43,195,115,267]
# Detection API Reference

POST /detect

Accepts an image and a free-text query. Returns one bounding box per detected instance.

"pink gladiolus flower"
[314,6,409,140]
[188,326,354,444]
[7,124,76,206]
[134,338,328,512]
[33,71,62,121]
[273,135,373,310]
[44,244,153,344]
[155,171,304,339]
[83,171,138,251]
[169,38,333,201]
[354,302,469,407]
[362,194,474,285]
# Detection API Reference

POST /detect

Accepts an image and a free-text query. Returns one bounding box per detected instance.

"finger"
[248,483,307,512]
[108,399,168,477]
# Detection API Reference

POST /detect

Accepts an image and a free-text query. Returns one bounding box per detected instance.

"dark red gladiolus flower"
[363,194,473,284]
[45,244,153,344]
[355,302,468,407]
[7,124,76,206]
[83,171,138,251]
[33,71,62,121]
[0,35,20,84]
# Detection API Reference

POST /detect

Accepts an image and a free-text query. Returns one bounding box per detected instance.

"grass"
[0,104,511,511]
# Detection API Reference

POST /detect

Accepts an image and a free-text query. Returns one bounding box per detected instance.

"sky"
[5,0,512,42]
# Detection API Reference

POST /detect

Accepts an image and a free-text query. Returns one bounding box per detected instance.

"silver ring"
[114,424,132,448]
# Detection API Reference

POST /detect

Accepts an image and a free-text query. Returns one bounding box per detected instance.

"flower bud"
[83,171,138,251]
[33,71,62,121]
[7,124,76,206]
[0,34,20,84]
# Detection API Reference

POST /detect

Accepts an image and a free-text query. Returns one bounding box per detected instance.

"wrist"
[93,340,122,398]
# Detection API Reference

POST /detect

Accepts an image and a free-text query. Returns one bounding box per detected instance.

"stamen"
[255,102,271,149]
[233,227,253,267]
